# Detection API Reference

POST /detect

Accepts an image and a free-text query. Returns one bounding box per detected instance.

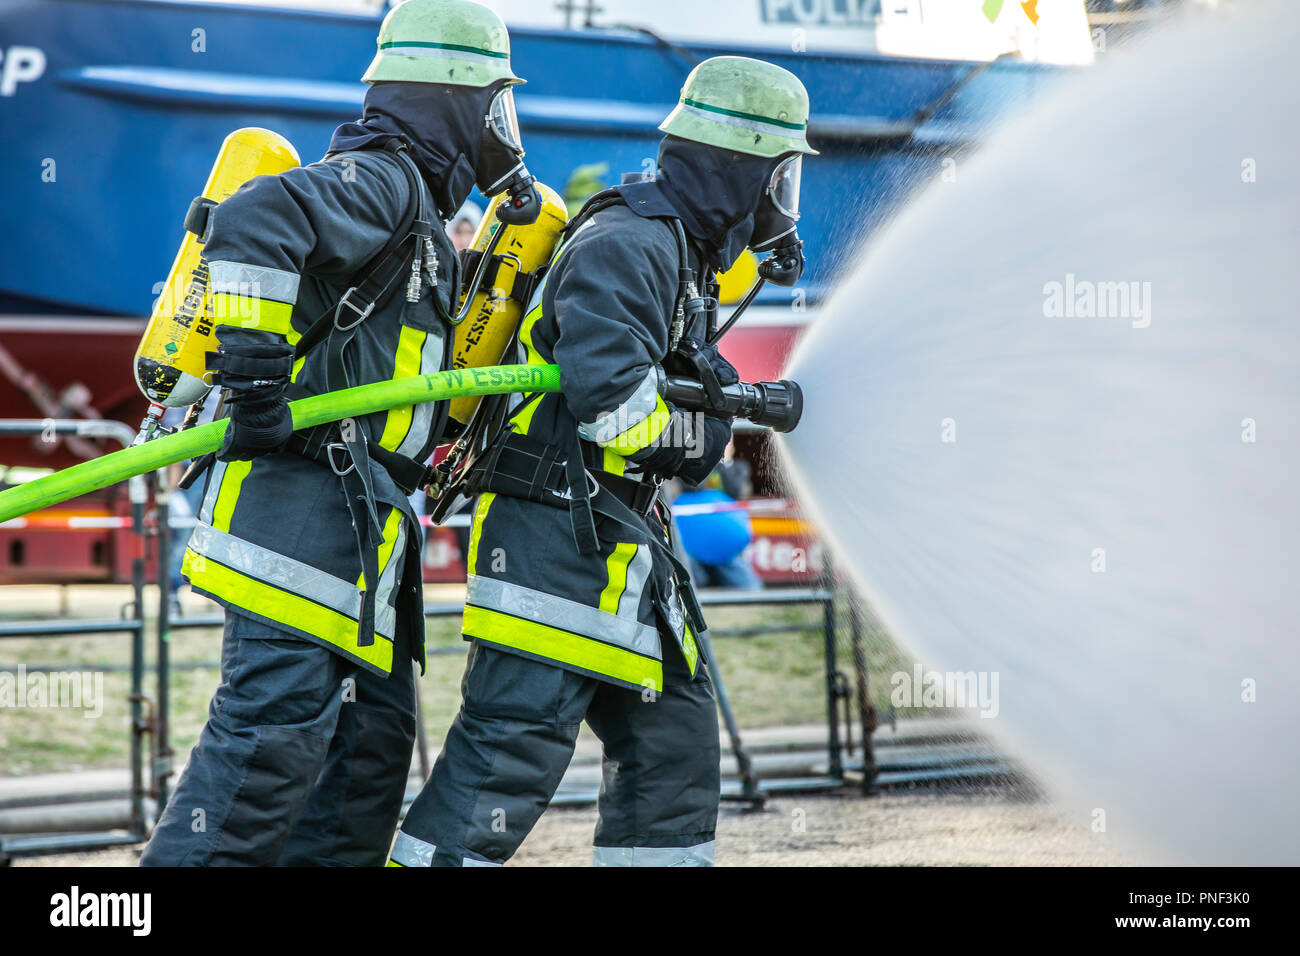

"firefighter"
[140,0,538,866]
[392,56,816,867]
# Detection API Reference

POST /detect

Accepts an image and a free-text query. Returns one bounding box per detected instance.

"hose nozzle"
[658,372,803,433]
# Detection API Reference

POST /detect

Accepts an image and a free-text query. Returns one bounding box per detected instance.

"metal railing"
[0,419,165,859]
[0,422,888,857]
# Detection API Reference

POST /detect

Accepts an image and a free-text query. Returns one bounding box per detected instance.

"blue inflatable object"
[674,490,753,566]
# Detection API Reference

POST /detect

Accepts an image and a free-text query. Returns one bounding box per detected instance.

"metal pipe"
[848,599,878,795]
[412,681,431,783]
[153,470,174,810]
[0,418,137,449]
[128,554,147,839]
[694,627,763,807]
[822,553,844,782]
[0,619,140,638]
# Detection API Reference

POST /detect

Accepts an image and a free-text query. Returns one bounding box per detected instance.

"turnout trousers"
[140,610,416,866]
[392,642,721,867]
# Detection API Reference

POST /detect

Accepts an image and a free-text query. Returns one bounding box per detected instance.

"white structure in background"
[219,0,1095,66]
[484,0,1095,65]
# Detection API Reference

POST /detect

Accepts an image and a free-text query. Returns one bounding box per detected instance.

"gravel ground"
[11,784,1132,867]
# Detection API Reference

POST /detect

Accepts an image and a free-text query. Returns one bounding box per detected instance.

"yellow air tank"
[134,127,300,411]
[448,181,567,428]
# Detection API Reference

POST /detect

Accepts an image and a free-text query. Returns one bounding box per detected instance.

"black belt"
[288,423,428,496]
[285,424,419,650]
[471,431,660,519]
[469,430,707,638]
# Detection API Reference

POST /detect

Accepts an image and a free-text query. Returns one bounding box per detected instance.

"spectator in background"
[447,200,482,252]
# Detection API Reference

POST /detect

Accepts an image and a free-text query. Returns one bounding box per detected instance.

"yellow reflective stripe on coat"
[210,293,296,339]
[378,324,427,451]
[463,604,662,693]
[359,506,405,589]
[599,542,637,615]
[182,552,395,673]
[509,302,548,437]
[211,460,251,533]
[681,620,699,675]
[465,491,496,574]
[603,394,671,456]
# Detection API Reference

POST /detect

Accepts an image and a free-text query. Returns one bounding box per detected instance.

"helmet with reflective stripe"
[362,0,523,89]
[659,56,817,158]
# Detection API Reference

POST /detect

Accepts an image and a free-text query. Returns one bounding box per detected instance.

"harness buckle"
[325,442,356,477]
[555,467,600,502]
[334,287,374,331]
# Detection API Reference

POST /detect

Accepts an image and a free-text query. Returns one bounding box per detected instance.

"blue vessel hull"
[0,0,1068,317]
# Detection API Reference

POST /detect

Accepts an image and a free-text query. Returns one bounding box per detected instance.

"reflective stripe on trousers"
[183,513,406,675]
[387,831,502,868]
[592,841,716,867]
[463,571,664,694]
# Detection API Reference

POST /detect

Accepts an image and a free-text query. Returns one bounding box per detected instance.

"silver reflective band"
[678,102,796,139]
[592,841,715,867]
[208,260,300,305]
[466,574,662,659]
[390,830,436,867]
[577,367,660,446]
[462,856,503,867]
[198,459,227,525]
[188,523,397,641]
[618,546,651,620]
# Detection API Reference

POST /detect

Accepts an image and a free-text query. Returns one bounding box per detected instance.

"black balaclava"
[654,135,775,271]
[329,80,494,219]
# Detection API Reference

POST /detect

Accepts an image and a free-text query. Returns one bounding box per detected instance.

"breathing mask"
[476,85,541,225]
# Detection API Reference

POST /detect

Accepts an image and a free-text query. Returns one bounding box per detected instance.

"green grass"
[0,585,927,776]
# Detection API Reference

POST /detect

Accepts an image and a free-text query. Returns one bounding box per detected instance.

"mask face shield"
[750,154,803,253]
[768,154,802,221]
[485,86,524,154]
[474,85,542,225]
[475,85,533,202]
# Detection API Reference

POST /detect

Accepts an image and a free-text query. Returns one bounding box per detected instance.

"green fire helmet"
[659,56,817,158]
[362,0,523,89]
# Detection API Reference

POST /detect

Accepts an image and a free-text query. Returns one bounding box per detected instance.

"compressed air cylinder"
[448,181,567,426]
[134,128,300,408]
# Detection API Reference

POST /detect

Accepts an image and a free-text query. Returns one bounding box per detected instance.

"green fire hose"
[0,364,561,523]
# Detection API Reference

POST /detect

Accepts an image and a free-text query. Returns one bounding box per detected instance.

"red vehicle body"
[0,315,818,585]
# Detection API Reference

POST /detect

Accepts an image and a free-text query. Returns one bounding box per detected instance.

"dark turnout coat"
[462,194,713,694]
[184,148,459,676]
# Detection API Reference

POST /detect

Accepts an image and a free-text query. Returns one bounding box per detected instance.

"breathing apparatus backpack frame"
[182,135,458,649]
[426,186,766,640]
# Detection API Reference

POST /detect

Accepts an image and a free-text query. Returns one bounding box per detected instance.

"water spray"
[780,0,1299,864]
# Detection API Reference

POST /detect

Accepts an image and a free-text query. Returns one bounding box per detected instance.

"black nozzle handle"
[657,370,804,433]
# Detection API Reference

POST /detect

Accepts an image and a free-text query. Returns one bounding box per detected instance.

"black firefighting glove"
[700,342,740,389]
[208,326,296,463]
[665,337,740,408]
[629,408,732,484]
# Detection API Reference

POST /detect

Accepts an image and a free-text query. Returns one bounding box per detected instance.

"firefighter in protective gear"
[141,0,534,866]
[393,56,815,867]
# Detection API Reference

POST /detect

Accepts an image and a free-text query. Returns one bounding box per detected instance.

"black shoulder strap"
[558,187,626,244]
[293,140,428,361]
